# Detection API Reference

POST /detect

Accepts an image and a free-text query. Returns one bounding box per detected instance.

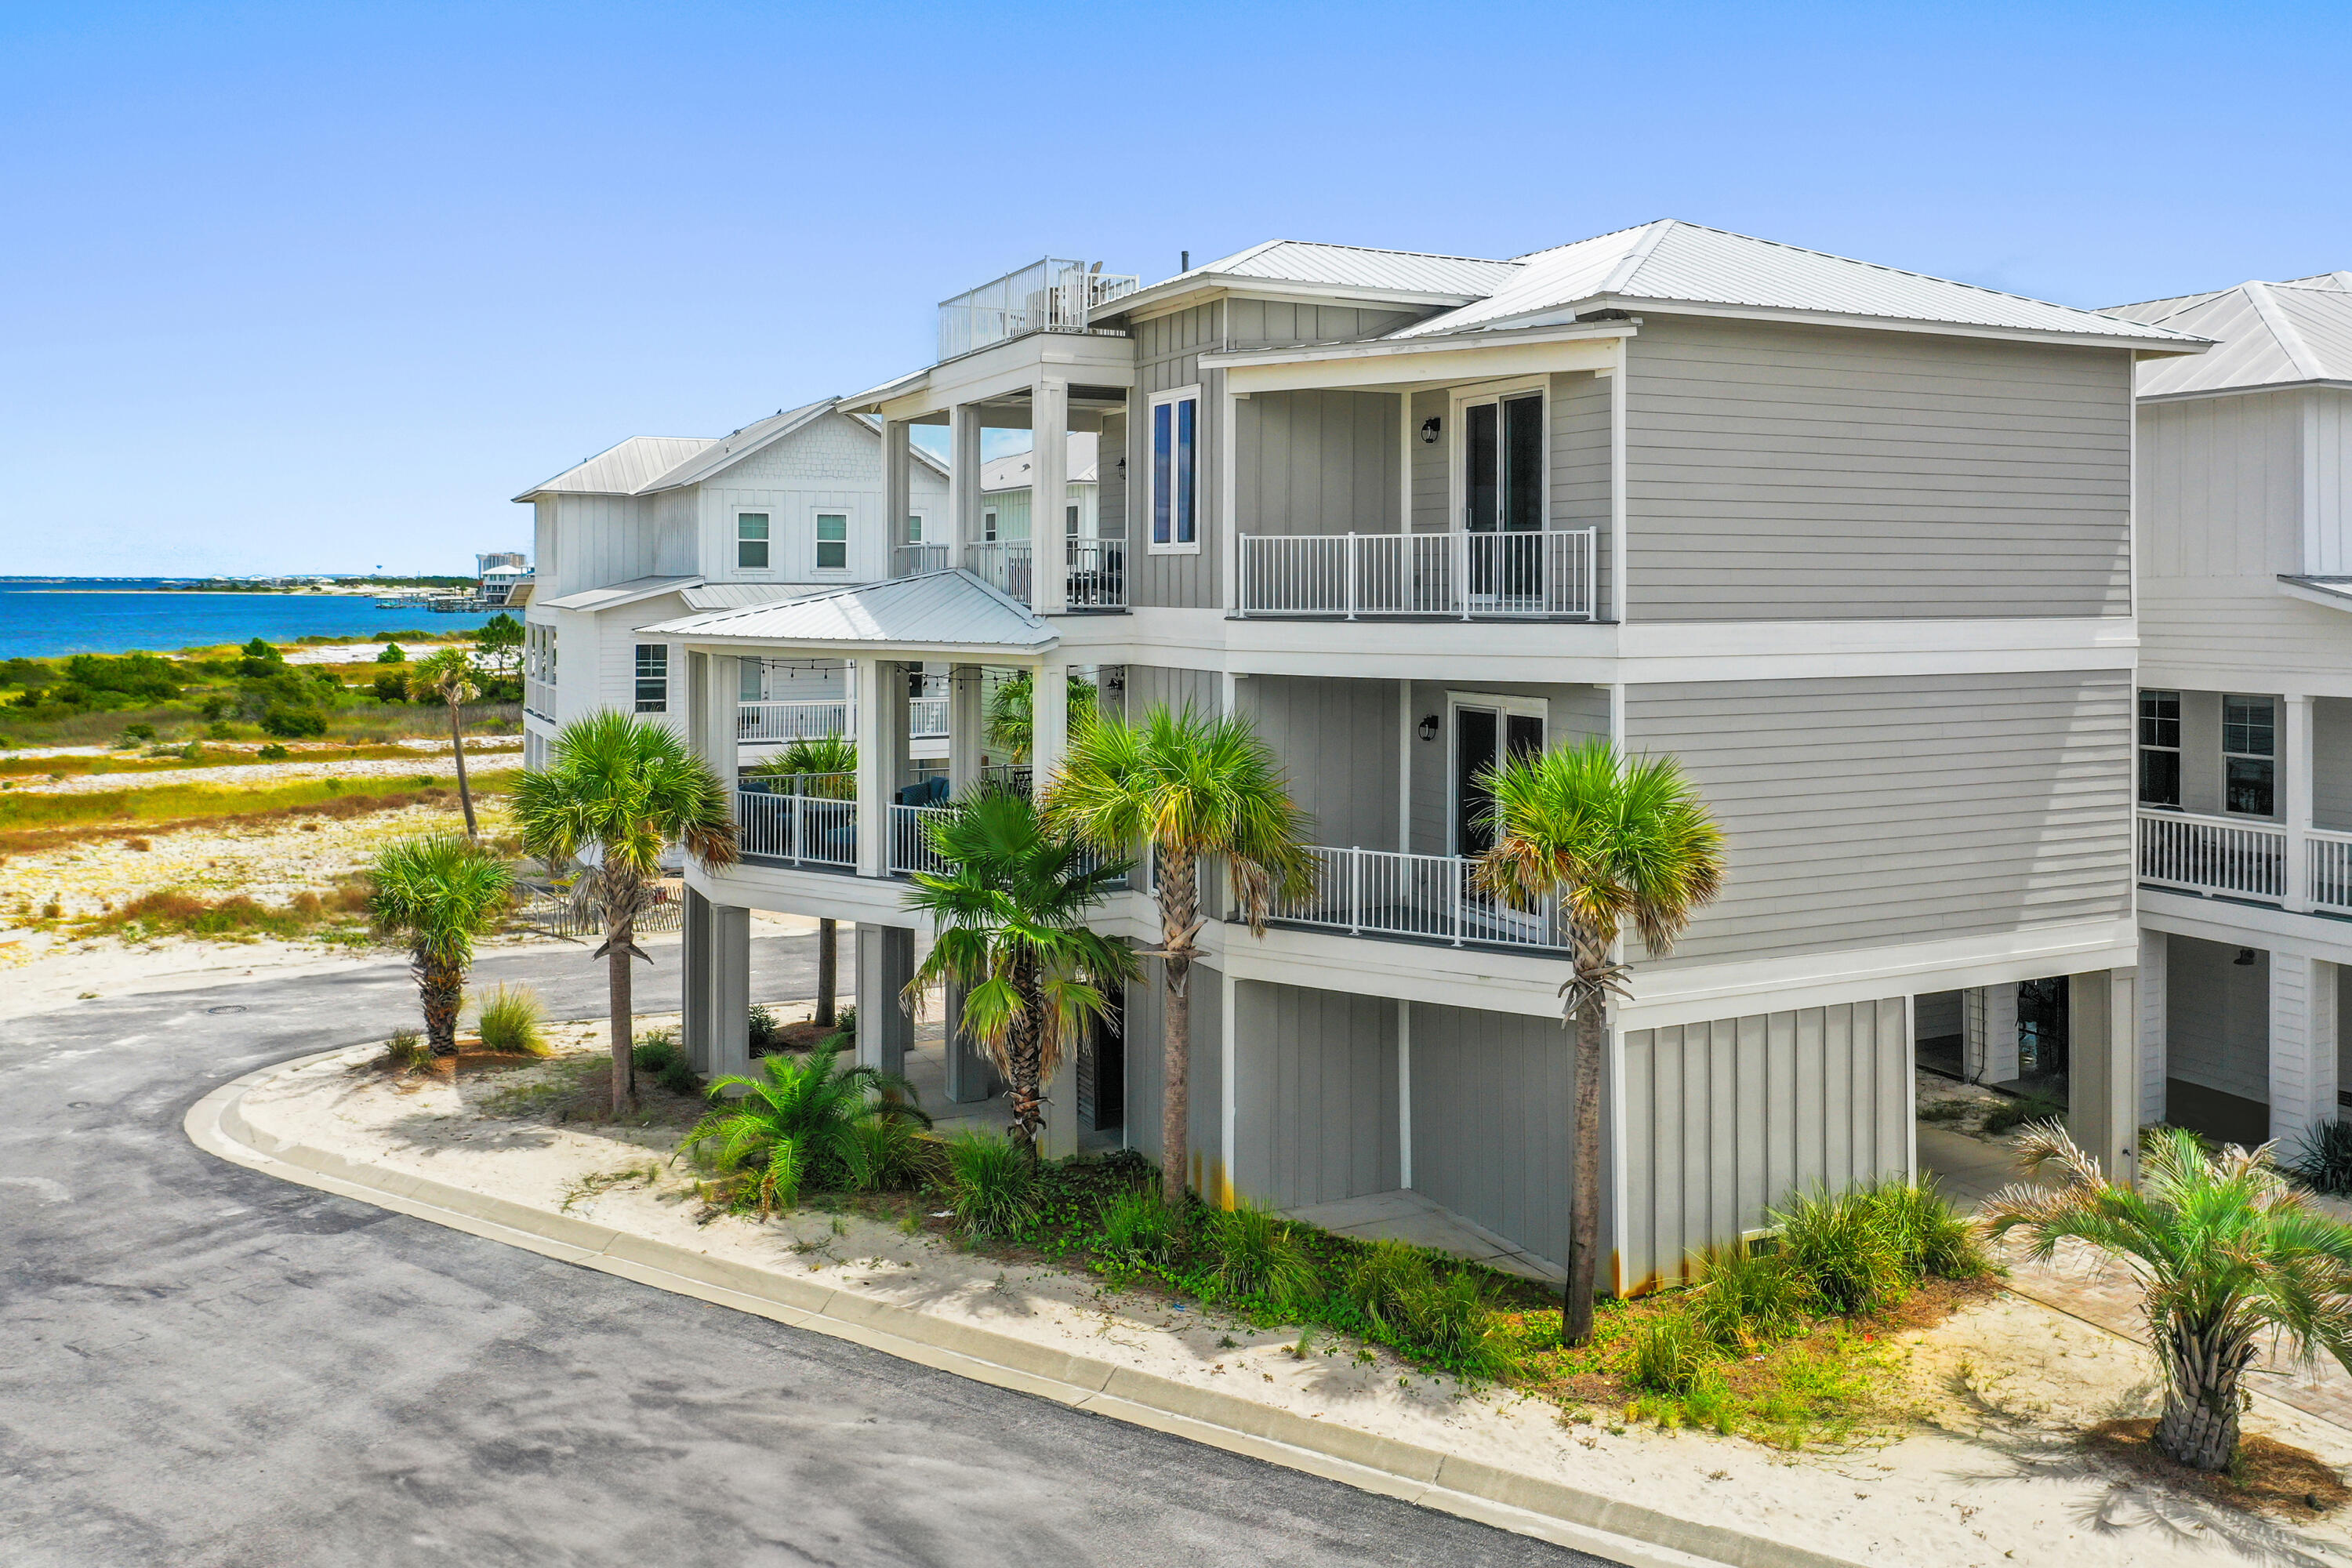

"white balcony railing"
[895,543,949,578]
[966,542,1033,603]
[738,700,849,744]
[909,697,948,738]
[937,258,1140,361]
[889,803,955,876]
[2137,809,2286,900]
[1267,845,1566,952]
[524,677,556,721]
[2307,829,2352,914]
[735,786,855,868]
[1065,537,1126,609]
[1238,529,1597,619]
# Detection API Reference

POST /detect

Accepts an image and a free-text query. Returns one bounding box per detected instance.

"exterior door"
[1454,704,1544,856]
[1462,393,1544,600]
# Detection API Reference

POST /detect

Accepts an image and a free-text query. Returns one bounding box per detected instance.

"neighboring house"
[2095,273,2352,1149]
[510,397,949,771]
[639,226,2208,1294]
[977,431,1100,546]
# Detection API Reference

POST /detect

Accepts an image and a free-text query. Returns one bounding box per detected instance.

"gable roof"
[981,432,1098,493]
[644,569,1055,655]
[637,398,838,492]
[1388,220,2207,347]
[1094,239,1523,323]
[517,436,716,500]
[2100,277,2352,398]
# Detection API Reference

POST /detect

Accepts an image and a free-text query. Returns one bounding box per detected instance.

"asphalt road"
[0,936,1613,1566]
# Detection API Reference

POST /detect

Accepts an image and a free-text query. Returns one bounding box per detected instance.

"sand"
[233,1044,2352,1568]
[4,737,522,796]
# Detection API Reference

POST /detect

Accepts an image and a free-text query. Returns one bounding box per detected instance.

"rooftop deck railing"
[937,259,1139,361]
[1267,844,1566,952]
[1238,528,1597,619]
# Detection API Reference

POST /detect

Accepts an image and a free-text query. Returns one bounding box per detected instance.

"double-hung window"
[633,644,669,713]
[737,513,770,570]
[1149,387,1198,551]
[2223,695,2276,816]
[815,513,848,571]
[2138,689,2181,808]
[906,514,924,543]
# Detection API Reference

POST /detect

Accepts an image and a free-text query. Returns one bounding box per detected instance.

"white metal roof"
[636,399,838,492]
[2104,278,2352,398]
[1198,239,1522,298]
[517,436,716,500]
[644,570,1056,654]
[1388,220,2208,347]
[677,583,813,612]
[535,575,701,612]
[981,432,1098,493]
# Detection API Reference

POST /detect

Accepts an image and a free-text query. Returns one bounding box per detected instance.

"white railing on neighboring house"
[1065,537,1126,609]
[889,804,955,876]
[965,542,1034,604]
[2137,809,2287,900]
[738,700,849,744]
[895,544,949,578]
[524,677,556,721]
[1238,528,1598,619]
[909,697,948,739]
[1267,845,1566,952]
[735,785,855,868]
[2306,829,2352,914]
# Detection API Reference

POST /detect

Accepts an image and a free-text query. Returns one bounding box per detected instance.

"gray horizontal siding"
[1233,981,1399,1208]
[1552,371,1613,616]
[1625,317,2133,621]
[1408,1002,1574,1271]
[1621,999,1908,1293]
[2314,698,2352,833]
[1623,670,2134,965]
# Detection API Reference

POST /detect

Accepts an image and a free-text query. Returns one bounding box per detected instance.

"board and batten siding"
[1122,960,1226,1193]
[695,411,943,586]
[1623,670,2134,966]
[1232,981,1399,1209]
[1238,675,1400,851]
[1234,390,1399,535]
[1407,1001,1576,1272]
[1123,662,1222,722]
[2164,935,2270,1106]
[1623,316,2134,621]
[1130,303,1225,612]
[1621,999,1910,1293]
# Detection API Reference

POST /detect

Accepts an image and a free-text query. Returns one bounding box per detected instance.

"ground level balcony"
[1238,528,1597,620]
[2136,806,2352,915]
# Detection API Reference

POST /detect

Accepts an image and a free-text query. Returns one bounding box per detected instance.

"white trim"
[735,509,774,574]
[1218,333,1625,395]
[1396,998,1413,1190]
[2140,889,2352,964]
[1456,294,2205,356]
[1146,383,1204,557]
[1608,341,1628,623]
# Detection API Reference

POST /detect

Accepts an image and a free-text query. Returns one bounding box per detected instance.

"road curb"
[188,1047,1866,1568]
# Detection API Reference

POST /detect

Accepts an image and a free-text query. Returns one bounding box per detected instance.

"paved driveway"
[0,938,1610,1566]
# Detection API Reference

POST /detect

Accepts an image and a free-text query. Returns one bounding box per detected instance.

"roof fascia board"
[1110,277,1487,327]
[2136,379,2352,406]
[909,335,1139,415]
[840,368,931,415]
[1216,332,1626,394]
[1583,296,2209,354]
[1206,318,1637,368]
[2278,576,2352,614]
[673,634,1056,662]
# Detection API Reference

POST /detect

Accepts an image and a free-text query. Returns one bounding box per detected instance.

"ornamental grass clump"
[1392,1267,1519,1377]
[2288,1118,2352,1196]
[946,1131,1037,1238]
[1342,1238,1437,1333]
[1201,1200,1319,1310]
[1773,1188,1909,1317]
[474,983,549,1056]
[1689,1240,1809,1351]
[1097,1185,1185,1266]
[1868,1177,1990,1281]
[1624,1310,1719,1395]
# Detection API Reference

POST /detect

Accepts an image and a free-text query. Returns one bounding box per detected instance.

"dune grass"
[0,769,519,854]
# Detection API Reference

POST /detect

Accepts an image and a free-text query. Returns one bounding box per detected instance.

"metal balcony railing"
[735,785,855,868]
[524,677,556,722]
[1238,528,1598,619]
[889,804,956,876]
[1266,845,1566,952]
[738,700,849,743]
[895,544,948,578]
[964,541,1033,604]
[2137,809,2286,900]
[937,259,1139,361]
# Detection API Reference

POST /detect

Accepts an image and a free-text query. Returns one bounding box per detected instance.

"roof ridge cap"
[2244,281,2329,382]
[1594,219,1680,296]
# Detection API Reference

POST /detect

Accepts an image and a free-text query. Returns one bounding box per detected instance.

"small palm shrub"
[1202,1201,1319,1309]
[1690,1240,1808,1350]
[680,1043,929,1212]
[747,1004,783,1055]
[2288,1119,2352,1196]
[1625,1310,1719,1394]
[474,983,549,1056]
[946,1131,1037,1238]
[1773,1188,1907,1316]
[1098,1185,1185,1265]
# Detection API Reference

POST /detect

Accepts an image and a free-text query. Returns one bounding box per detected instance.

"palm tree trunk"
[447,697,477,838]
[417,953,463,1057]
[607,869,639,1112]
[1158,847,1197,1207]
[2158,1320,2253,1471]
[1564,993,1607,1346]
[816,918,837,1025]
[1006,1001,1044,1159]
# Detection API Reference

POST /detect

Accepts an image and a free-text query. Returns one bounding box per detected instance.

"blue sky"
[3,1,2348,575]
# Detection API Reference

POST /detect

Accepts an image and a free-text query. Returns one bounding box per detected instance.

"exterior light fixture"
[1417,713,1440,742]
[2234,947,2259,966]
[1419,417,1441,445]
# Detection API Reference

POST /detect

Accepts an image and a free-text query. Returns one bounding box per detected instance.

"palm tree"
[368,833,514,1056]
[412,647,481,838]
[903,788,1137,1156]
[1985,1123,2352,1472]
[514,712,739,1112]
[679,1041,931,1211]
[758,734,856,1025]
[985,670,1097,763]
[1046,706,1312,1205]
[1475,739,1725,1346]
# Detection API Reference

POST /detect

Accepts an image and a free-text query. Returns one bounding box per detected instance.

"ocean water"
[0,579,500,659]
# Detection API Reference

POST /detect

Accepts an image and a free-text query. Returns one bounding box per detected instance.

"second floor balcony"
[1239,528,1598,620]
[892,537,1127,612]
[2137,806,2352,916]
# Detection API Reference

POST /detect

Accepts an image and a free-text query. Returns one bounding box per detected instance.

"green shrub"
[1624,1310,1719,1394]
[1342,1238,1437,1331]
[474,983,549,1056]
[747,1004,783,1054]
[1690,1240,1809,1349]
[681,1042,930,1212]
[123,723,156,743]
[632,1028,696,1092]
[1201,1200,1319,1309]
[1981,1090,2065,1136]
[372,673,409,703]
[260,704,326,739]
[1773,1188,1907,1316]
[1866,1178,1989,1280]
[1097,1185,1185,1265]
[256,742,289,760]
[383,1028,431,1073]
[1392,1267,1519,1377]
[946,1131,1037,1237]
[2290,1119,2352,1196]
[377,643,406,664]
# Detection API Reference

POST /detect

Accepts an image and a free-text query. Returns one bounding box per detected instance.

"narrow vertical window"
[815,513,848,571]
[1174,397,1196,544]
[906,514,923,543]
[2138,688,2180,808]
[737,513,770,570]
[1151,401,1172,545]
[1149,388,1198,550]
[1065,503,1080,537]
[2223,695,2275,816]
[633,644,668,713]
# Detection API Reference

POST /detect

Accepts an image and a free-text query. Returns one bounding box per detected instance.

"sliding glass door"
[1462,392,1544,602]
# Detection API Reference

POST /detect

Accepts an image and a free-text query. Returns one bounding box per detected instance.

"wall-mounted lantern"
[1418,417,1442,445]
[1417,713,1440,742]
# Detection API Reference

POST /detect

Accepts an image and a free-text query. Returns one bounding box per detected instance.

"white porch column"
[2287,694,2315,913]
[853,659,889,877]
[1031,659,1069,803]
[855,923,915,1078]
[948,662,984,796]
[882,417,913,578]
[681,886,713,1074]
[949,404,982,572]
[1983,982,2020,1083]
[1032,378,1069,614]
[710,902,751,1081]
[2140,929,2169,1127]
[2271,953,2339,1144]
